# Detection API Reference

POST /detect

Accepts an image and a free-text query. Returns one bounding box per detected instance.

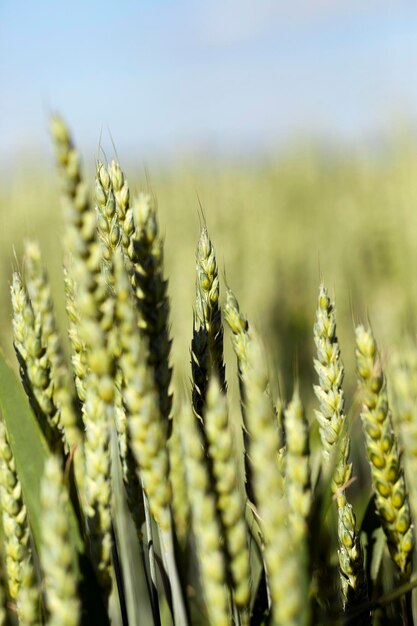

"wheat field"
[1,125,417,625]
[2,137,417,400]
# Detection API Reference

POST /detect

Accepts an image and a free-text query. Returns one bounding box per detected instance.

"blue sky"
[1,1,417,164]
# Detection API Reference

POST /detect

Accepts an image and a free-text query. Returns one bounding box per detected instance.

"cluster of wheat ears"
[0,118,416,626]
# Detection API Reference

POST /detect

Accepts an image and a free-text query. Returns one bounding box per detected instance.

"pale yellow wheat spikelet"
[17,559,41,626]
[356,325,414,577]
[95,161,120,271]
[338,501,369,617]
[41,457,79,626]
[109,160,134,260]
[63,267,87,404]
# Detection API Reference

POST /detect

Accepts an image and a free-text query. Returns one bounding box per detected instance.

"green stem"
[143,491,161,626]
[400,589,413,626]
[159,526,189,626]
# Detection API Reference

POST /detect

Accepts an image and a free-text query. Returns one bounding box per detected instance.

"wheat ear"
[49,116,94,405]
[114,252,171,531]
[49,116,91,258]
[205,376,251,616]
[24,241,66,376]
[169,415,190,546]
[313,285,351,490]
[11,273,65,452]
[180,401,229,626]
[41,457,79,626]
[390,346,417,524]
[196,227,226,389]
[314,286,368,610]
[24,241,81,450]
[245,335,309,626]
[0,420,33,600]
[95,161,120,270]
[63,266,87,404]
[356,325,414,577]
[76,259,114,595]
[115,253,188,623]
[112,255,146,537]
[284,387,311,541]
[223,287,254,503]
[127,193,173,432]
[70,206,115,595]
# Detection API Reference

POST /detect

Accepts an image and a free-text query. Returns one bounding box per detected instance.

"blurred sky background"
[1,1,417,166]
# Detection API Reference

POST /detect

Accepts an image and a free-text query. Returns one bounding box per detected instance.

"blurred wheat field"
[2,137,417,409]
